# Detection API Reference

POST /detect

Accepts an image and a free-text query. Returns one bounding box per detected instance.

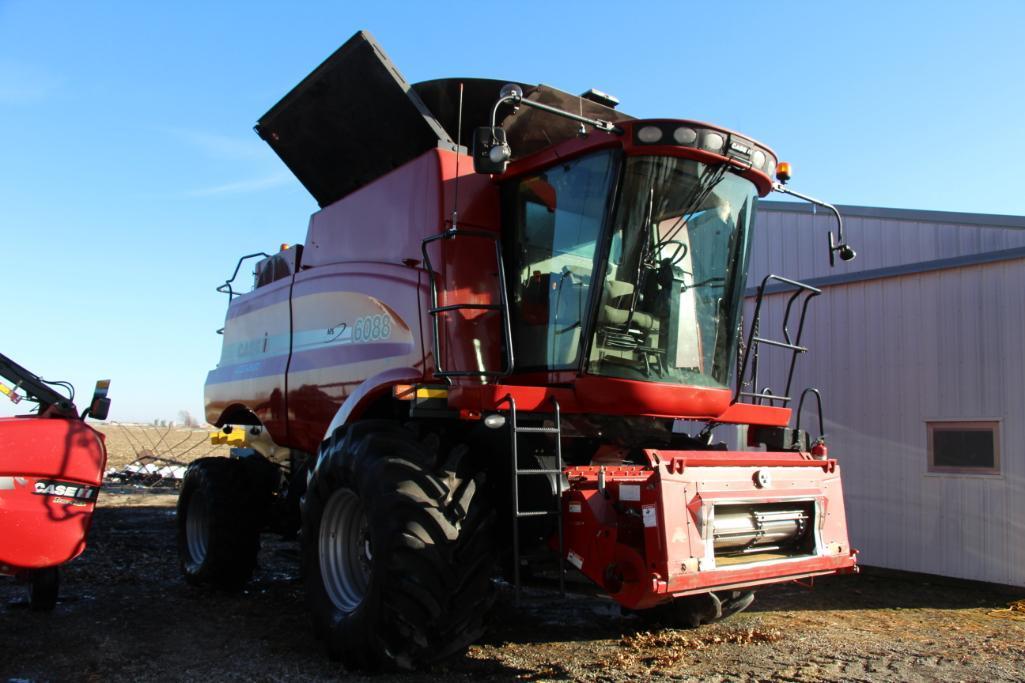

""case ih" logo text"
[33,480,99,501]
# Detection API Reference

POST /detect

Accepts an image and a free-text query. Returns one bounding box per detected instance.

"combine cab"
[183,31,858,669]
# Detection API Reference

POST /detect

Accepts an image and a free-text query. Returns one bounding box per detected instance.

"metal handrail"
[216,252,270,299]
[735,273,821,406]
[796,387,826,440]
[420,228,515,379]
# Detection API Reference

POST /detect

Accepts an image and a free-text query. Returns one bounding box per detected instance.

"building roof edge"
[758,200,1025,230]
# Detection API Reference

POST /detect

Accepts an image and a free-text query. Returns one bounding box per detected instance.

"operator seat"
[598,279,658,332]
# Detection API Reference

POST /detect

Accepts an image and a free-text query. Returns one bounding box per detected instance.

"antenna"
[451,82,464,231]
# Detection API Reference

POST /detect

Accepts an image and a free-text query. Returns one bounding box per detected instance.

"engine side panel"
[205,276,293,443]
[286,263,426,453]
[206,149,462,446]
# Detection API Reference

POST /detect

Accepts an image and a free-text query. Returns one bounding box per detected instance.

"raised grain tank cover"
[256,30,633,208]
[255,30,457,208]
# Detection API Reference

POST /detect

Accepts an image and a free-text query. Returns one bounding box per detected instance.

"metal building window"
[926,421,1000,475]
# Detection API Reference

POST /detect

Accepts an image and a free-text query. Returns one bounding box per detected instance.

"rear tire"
[29,567,59,611]
[176,457,262,589]
[302,421,496,670]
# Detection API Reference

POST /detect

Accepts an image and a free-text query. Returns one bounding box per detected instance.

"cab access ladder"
[501,394,565,604]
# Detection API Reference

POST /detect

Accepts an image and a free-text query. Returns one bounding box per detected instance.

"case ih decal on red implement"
[32,480,100,503]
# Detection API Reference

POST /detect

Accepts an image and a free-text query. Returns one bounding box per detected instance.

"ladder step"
[761,274,822,293]
[508,394,565,603]
[752,336,807,352]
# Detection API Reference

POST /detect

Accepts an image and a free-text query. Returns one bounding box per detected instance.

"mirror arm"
[490,94,520,128]
[491,92,621,134]
[772,183,855,267]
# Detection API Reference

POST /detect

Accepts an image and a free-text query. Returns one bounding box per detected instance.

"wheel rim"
[186,490,210,564]
[319,488,371,613]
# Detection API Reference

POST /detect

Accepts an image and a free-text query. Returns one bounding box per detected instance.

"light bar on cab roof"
[631,121,777,177]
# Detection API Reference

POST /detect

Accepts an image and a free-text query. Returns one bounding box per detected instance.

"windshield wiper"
[620,164,728,330]
[619,187,656,332]
[656,163,729,249]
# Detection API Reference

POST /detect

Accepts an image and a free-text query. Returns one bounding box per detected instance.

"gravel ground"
[3,427,1024,681]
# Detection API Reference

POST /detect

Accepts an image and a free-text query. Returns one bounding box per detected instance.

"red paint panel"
[449,377,791,426]
[715,401,792,427]
[437,148,500,231]
[573,375,732,418]
[302,150,445,268]
[645,449,833,471]
[0,417,107,570]
[661,556,857,596]
[286,262,425,452]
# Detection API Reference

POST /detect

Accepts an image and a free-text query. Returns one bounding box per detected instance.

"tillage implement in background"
[180,30,859,670]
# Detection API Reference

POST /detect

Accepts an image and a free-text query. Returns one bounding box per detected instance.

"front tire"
[176,457,262,589]
[302,421,496,670]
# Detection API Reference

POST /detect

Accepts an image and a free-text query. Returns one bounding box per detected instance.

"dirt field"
[3,426,1025,681]
[96,423,232,471]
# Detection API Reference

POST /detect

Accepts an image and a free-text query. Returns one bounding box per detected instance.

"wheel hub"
[319,488,371,612]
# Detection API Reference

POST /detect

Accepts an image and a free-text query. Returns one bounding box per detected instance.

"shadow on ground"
[3,498,1024,682]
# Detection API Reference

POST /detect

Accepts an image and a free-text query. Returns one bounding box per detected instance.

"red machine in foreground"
[0,353,110,610]
[181,31,858,669]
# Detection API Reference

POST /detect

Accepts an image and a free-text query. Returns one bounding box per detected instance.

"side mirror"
[829,230,857,267]
[85,379,111,421]
[774,181,857,268]
[472,126,511,174]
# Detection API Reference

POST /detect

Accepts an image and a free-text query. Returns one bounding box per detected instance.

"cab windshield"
[587,156,756,388]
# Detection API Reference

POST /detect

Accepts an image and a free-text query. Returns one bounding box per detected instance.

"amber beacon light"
[775,161,792,184]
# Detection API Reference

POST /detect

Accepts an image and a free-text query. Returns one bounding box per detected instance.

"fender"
[321,366,423,444]
[311,367,422,480]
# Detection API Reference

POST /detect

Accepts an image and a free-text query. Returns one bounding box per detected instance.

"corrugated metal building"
[745,201,1025,586]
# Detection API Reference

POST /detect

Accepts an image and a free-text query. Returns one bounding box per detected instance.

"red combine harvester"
[181,31,858,669]
[0,353,110,610]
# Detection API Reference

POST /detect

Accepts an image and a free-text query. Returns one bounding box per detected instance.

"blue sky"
[2,1,1023,422]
